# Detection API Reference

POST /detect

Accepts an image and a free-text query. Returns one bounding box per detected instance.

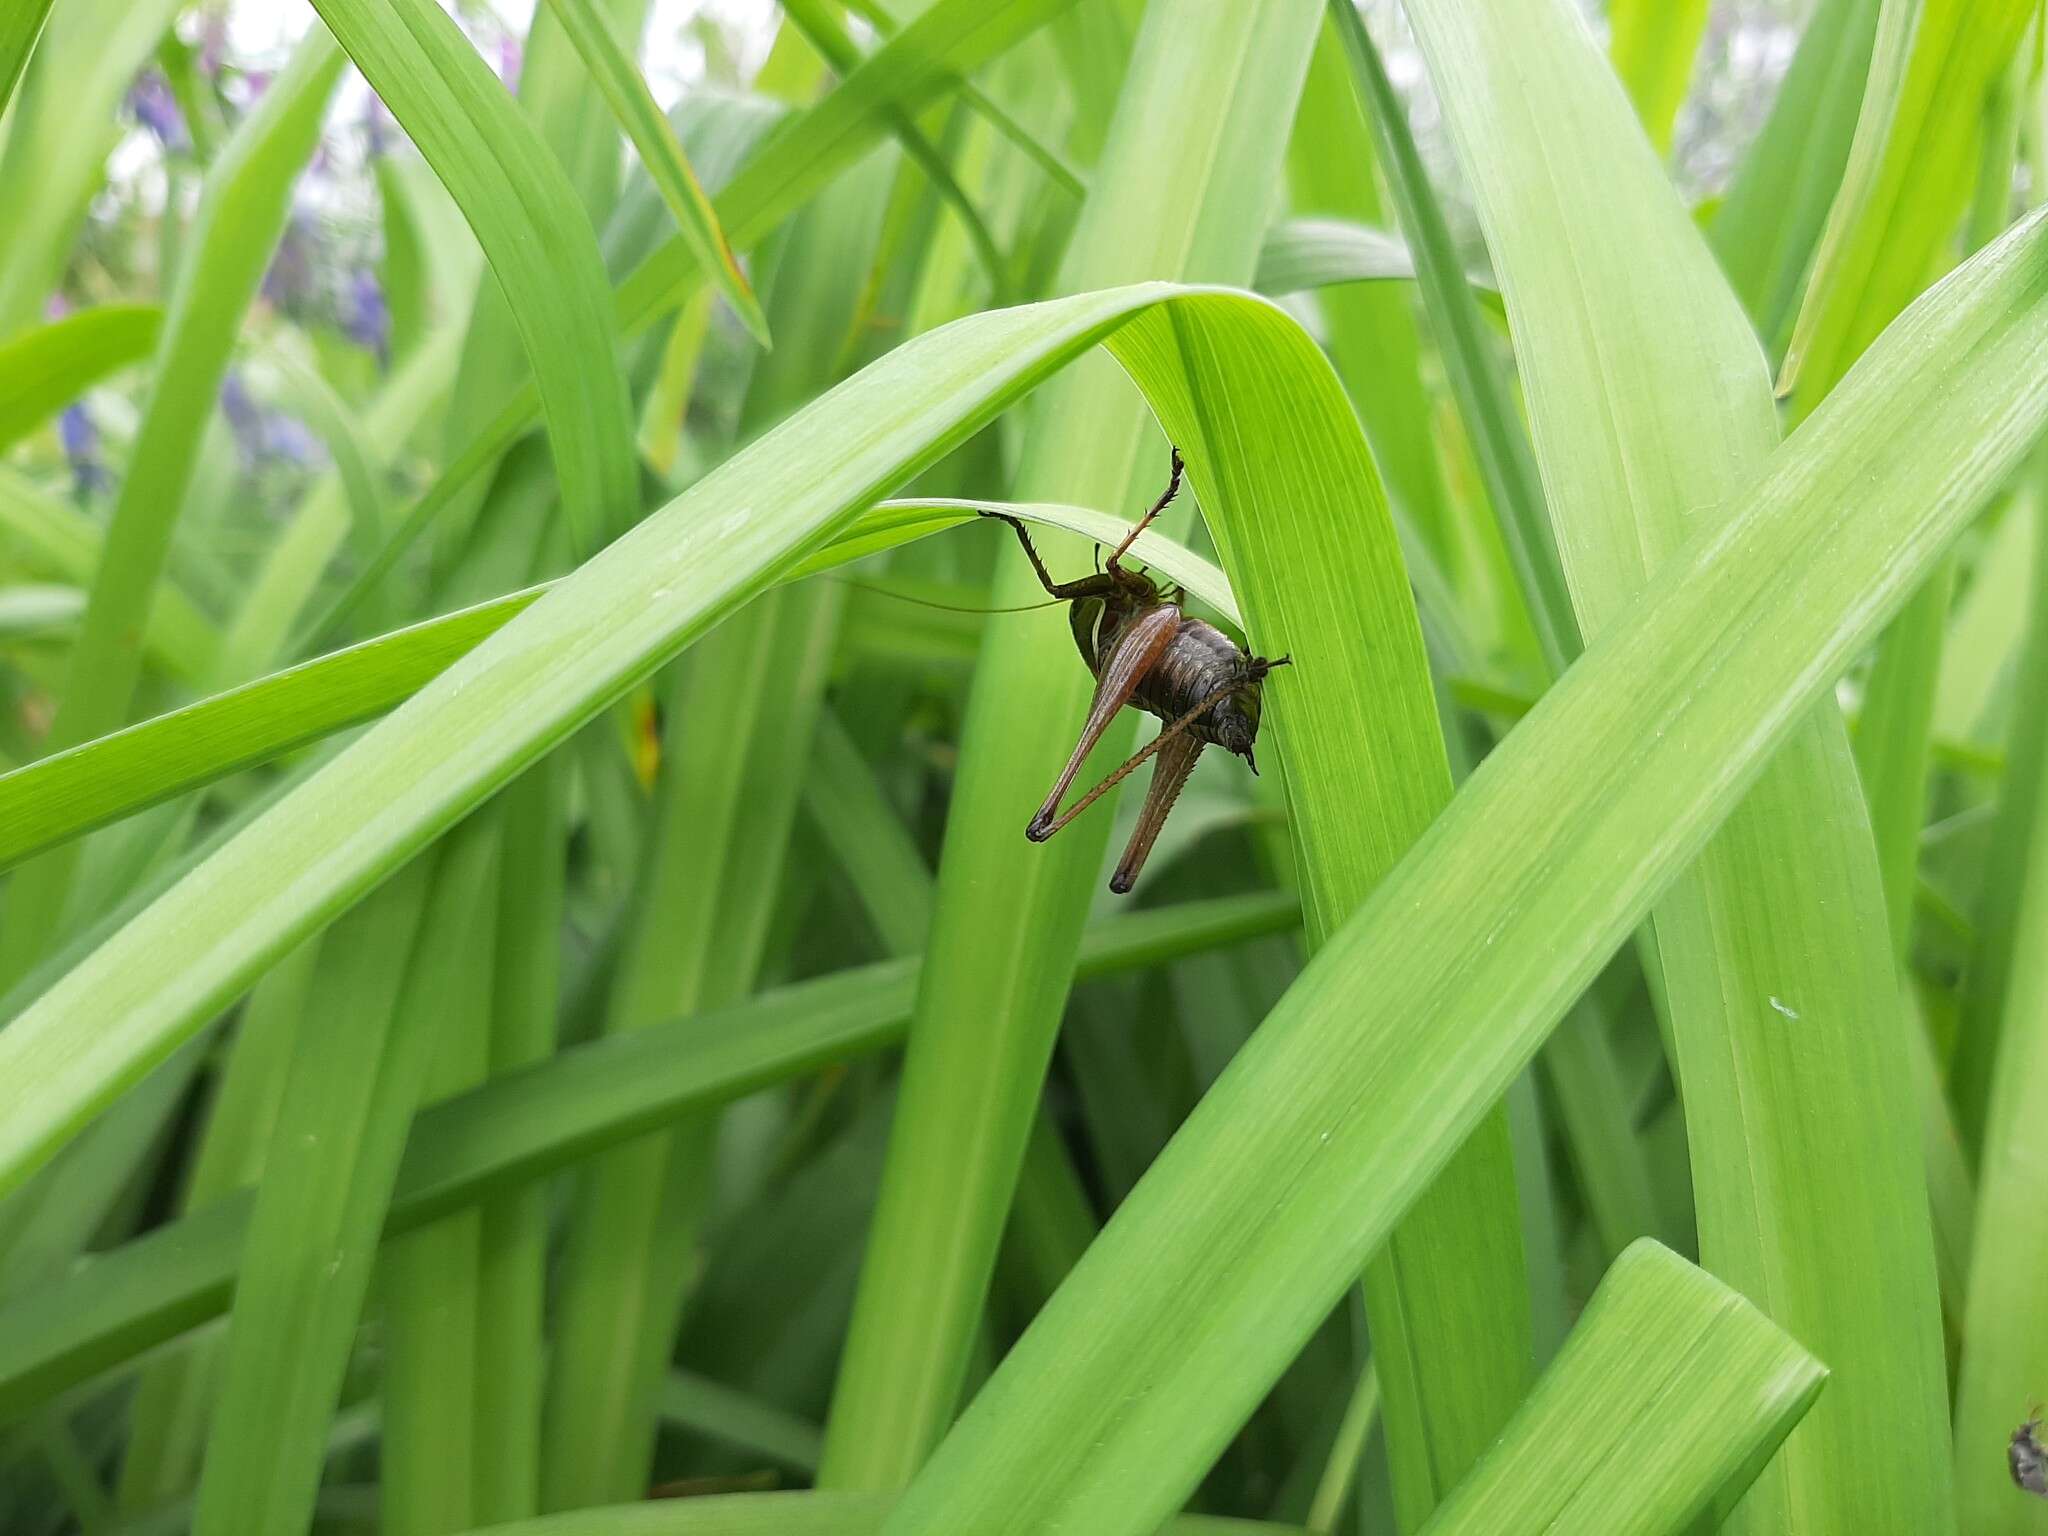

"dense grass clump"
[0,1,2045,1533]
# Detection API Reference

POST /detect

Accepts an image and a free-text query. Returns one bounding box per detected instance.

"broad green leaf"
[0,305,162,455]
[1607,0,1709,155]
[538,0,767,344]
[1784,0,2035,402]
[0,892,1297,1419]
[1397,1,1954,1530]
[0,32,346,985]
[1419,1241,1824,1534]
[0,503,1225,878]
[1951,454,2048,1535]
[308,0,637,559]
[815,0,1365,1496]
[876,176,2048,1536]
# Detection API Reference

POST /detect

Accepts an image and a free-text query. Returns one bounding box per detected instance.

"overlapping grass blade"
[306,0,636,559]
[875,191,2048,1536]
[815,1,1335,1493]
[538,0,766,344]
[0,305,162,454]
[1396,1,1953,1529]
[0,31,346,985]
[0,503,1223,877]
[1607,0,1709,156]
[0,892,1297,1418]
[1419,1242,1824,1534]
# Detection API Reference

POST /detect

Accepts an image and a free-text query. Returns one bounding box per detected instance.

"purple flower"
[497,35,522,92]
[220,372,325,470]
[261,215,315,313]
[58,404,106,496]
[127,68,189,152]
[345,268,390,367]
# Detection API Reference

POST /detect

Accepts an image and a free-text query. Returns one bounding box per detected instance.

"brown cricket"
[981,448,1289,894]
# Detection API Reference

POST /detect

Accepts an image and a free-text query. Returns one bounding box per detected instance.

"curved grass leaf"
[0,305,162,455]
[307,0,637,558]
[0,892,1298,1419]
[875,200,2048,1536]
[1253,218,1414,294]
[1419,1241,1824,1535]
[0,502,1222,875]
[1396,0,1954,1529]
[537,0,767,344]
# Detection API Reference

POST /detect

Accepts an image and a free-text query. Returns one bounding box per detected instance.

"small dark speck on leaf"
[2013,1414,2048,1498]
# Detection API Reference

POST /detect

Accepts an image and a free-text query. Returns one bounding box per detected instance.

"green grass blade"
[447,1494,1307,1535]
[815,1,1326,1492]
[0,0,184,336]
[875,184,2048,1536]
[192,818,498,1536]
[1253,218,1413,293]
[1951,432,2048,1528]
[1331,4,1578,673]
[538,0,767,344]
[0,503,1219,878]
[1397,2,1955,1530]
[0,0,54,117]
[1607,0,1709,155]
[1286,17,1457,578]
[1418,1242,1826,1535]
[308,0,637,558]
[0,892,1298,1419]
[0,31,345,985]
[1708,0,1882,353]
[0,305,162,455]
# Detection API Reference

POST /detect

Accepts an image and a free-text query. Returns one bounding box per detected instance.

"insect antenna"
[826,575,1064,615]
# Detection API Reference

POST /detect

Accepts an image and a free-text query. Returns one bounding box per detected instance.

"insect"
[2015,1410,2048,1498]
[981,447,1290,894]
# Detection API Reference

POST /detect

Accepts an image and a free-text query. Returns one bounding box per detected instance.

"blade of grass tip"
[1286,17,1459,585]
[1418,1242,1825,1535]
[814,1,1329,1493]
[1708,0,1883,356]
[1788,0,2033,967]
[0,305,163,455]
[0,0,54,116]
[191,816,498,1536]
[0,891,1300,1432]
[1332,4,1579,678]
[1935,491,2035,750]
[1951,452,2048,1534]
[0,0,184,337]
[115,939,322,1516]
[544,156,885,1509]
[878,204,2048,1536]
[539,0,768,344]
[1607,0,1710,156]
[308,0,637,559]
[0,30,344,989]
[802,708,935,956]
[1396,1,1956,1531]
